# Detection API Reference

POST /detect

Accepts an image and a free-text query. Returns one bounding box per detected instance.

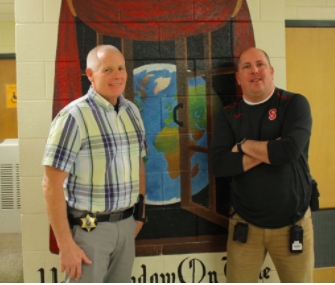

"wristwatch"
[237,138,246,154]
[136,217,149,223]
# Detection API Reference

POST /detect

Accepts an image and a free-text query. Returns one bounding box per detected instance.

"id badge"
[290,225,303,253]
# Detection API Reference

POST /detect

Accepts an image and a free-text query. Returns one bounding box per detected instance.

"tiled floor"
[0,233,23,283]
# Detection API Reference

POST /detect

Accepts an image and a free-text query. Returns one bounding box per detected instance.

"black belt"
[68,207,134,232]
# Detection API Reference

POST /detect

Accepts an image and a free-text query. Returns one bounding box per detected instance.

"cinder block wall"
[286,0,335,20]
[248,0,286,89]
[15,0,62,282]
[13,0,331,282]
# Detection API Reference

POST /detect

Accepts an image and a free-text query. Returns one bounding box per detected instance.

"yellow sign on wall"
[6,84,17,108]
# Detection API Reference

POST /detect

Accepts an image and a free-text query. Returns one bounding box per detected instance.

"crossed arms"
[231,140,269,172]
[210,94,312,177]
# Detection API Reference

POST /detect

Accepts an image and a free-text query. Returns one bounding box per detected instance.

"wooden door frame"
[0,54,15,59]
[285,20,335,28]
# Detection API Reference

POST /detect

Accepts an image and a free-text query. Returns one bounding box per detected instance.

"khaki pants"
[227,208,314,283]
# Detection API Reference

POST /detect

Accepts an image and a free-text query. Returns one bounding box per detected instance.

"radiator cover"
[0,139,21,233]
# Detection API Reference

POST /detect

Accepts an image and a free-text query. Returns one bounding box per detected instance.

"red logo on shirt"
[234,113,243,118]
[269,109,277,120]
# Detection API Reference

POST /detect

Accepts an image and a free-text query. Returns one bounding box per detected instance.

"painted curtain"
[53,0,254,118]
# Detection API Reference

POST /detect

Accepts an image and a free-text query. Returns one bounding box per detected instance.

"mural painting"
[51,0,255,256]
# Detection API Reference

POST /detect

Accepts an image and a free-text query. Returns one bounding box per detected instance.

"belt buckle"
[109,212,122,222]
[80,213,97,232]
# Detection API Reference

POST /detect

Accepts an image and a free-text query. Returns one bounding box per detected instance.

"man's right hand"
[59,240,92,281]
[43,166,92,281]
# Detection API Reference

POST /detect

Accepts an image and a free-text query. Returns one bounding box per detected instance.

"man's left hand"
[134,220,144,238]
[232,144,238,152]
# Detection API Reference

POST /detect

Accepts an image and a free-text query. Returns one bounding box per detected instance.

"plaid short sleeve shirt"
[42,87,148,213]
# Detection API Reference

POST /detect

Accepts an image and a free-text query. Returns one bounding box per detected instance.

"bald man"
[43,45,148,282]
[210,48,314,282]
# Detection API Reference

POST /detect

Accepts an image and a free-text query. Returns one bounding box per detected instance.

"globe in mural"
[134,64,210,205]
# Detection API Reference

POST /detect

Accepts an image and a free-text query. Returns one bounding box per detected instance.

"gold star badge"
[80,214,97,232]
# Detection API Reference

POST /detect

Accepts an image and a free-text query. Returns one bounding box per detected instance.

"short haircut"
[236,48,271,70]
[87,45,123,72]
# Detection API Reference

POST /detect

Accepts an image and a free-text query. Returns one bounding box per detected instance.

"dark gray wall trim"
[286,20,335,28]
[0,53,16,59]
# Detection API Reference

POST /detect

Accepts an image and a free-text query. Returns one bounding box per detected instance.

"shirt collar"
[87,86,128,112]
[243,87,276,106]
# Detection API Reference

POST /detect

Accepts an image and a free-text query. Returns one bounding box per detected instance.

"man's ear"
[86,68,94,83]
[270,66,274,80]
[235,72,241,85]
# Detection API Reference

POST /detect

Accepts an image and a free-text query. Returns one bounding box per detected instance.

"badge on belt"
[80,213,97,232]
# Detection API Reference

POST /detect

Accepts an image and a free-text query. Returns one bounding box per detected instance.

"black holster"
[134,194,144,220]
[310,179,320,211]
